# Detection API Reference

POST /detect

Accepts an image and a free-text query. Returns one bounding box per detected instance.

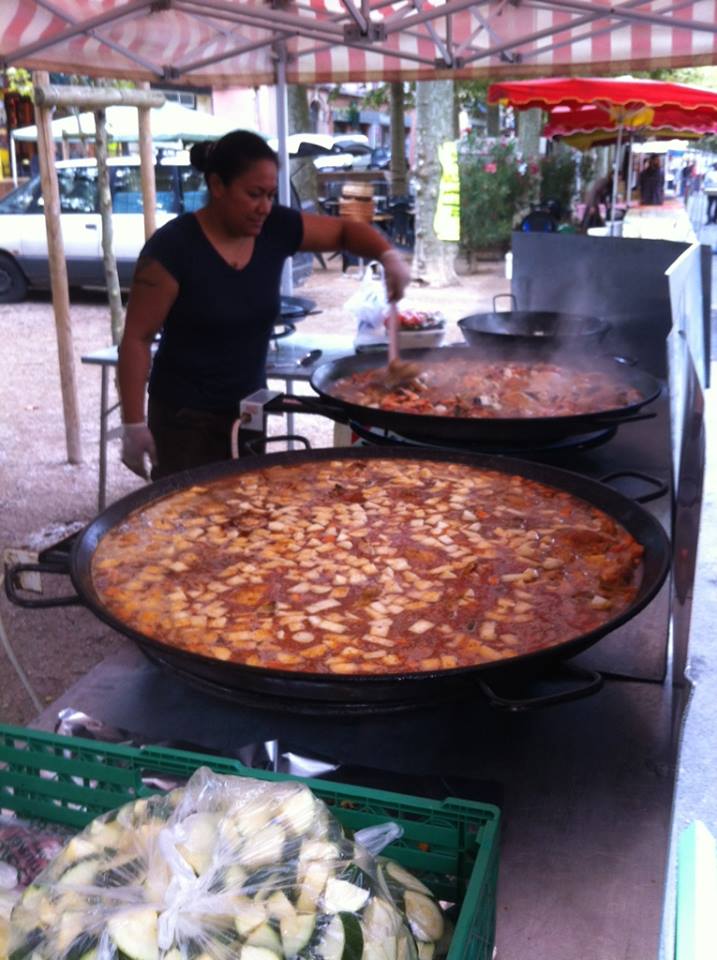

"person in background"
[639,155,663,206]
[118,130,410,481]
[703,162,717,224]
[580,173,612,230]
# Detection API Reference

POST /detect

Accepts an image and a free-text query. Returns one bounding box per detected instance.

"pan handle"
[281,394,350,424]
[589,410,657,427]
[492,292,517,312]
[4,560,82,609]
[599,470,668,503]
[477,662,603,711]
[243,434,312,455]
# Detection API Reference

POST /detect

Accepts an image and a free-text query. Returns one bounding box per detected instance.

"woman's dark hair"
[190,130,278,186]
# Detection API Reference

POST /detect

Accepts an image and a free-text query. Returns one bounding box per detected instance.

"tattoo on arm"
[132,258,161,289]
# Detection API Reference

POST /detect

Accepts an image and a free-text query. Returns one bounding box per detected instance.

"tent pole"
[137,83,157,240]
[626,133,633,207]
[33,70,83,465]
[609,121,624,236]
[10,132,17,186]
[275,42,293,295]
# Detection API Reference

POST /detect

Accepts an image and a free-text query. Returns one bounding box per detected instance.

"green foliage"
[6,68,33,96]
[459,137,538,251]
[538,150,577,219]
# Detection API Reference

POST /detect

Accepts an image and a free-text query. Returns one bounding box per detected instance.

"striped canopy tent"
[5,0,717,86]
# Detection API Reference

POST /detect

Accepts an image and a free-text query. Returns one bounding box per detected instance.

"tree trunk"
[518,108,543,203]
[288,84,318,208]
[411,80,459,287]
[389,82,408,197]
[94,108,124,346]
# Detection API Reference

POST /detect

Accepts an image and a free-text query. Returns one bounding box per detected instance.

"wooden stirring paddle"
[384,302,421,388]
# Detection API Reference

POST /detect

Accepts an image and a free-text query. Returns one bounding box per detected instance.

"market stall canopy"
[11,101,242,143]
[6,0,717,84]
[488,76,717,114]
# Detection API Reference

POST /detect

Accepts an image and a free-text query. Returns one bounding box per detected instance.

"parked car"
[0,155,312,303]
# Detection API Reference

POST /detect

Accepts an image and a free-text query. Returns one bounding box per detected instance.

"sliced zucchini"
[107,906,159,960]
[240,823,286,869]
[277,787,319,837]
[298,841,341,875]
[56,913,87,954]
[234,896,268,936]
[94,856,144,888]
[310,914,343,960]
[280,912,316,956]
[361,897,400,942]
[297,862,330,912]
[176,812,221,876]
[245,921,283,954]
[403,892,444,944]
[417,942,435,960]
[58,856,100,888]
[266,890,297,921]
[338,913,363,960]
[64,836,100,861]
[241,946,282,960]
[362,939,397,960]
[322,878,370,915]
[64,930,100,960]
[384,862,433,897]
[233,799,275,836]
[7,926,44,960]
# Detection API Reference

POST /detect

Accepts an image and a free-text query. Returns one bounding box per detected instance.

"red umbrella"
[488,77,717,228]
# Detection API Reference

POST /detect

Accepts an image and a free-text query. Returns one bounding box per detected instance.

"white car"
[0,155,311,302]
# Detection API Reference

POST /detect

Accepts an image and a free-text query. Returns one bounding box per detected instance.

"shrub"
[539,150,578,221]
[459,137,537,252]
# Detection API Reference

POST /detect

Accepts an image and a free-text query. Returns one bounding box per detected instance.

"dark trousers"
[707,195,717,223]
[148,395,239,481]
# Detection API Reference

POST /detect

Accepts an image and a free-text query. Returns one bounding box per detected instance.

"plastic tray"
[0,724,500,960]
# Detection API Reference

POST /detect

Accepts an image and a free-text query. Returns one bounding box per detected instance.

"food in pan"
[9,768,449,960]
[91,458,645,675]
[329,358,643,418]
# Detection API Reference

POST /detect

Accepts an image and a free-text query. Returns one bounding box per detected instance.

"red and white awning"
[4,0,717,86]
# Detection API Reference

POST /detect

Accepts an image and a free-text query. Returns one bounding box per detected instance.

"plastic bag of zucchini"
[7,768,451,960]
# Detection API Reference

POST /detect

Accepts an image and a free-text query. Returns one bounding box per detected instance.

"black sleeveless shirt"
[144,207,303,411]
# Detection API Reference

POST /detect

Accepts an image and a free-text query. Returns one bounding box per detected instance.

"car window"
[111,165,179,214]
[0,177,43,213]
[58,168,99,214]
[179,167,207,212]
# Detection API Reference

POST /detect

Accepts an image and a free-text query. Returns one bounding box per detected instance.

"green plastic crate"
[0,723,500,960]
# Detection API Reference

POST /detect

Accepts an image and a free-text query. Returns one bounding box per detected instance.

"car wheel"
[0,254,28,303]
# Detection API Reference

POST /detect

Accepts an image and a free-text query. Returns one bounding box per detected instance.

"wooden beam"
[137,82,157,240]
[33,71,83,465]
[34,85,165,110]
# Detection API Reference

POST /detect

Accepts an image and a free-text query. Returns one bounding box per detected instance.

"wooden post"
[33,70,83,465]
[94,108,124,346]
[137,83,157,240]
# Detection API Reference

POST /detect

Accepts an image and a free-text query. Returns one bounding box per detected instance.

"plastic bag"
[346,261,389,349]
[8,768,449,960]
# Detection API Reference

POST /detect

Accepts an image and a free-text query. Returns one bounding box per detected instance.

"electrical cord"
[0,603,43,714]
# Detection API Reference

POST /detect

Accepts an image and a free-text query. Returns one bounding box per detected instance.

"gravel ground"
[0,252,509,726]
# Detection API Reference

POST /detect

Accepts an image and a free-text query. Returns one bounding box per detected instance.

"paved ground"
[0,252,509,726]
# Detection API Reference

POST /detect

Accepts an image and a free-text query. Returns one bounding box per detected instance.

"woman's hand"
[380,249,411,302]
[121,422,157,479]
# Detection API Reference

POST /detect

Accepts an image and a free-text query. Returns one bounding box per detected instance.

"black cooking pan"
[6,447,670,712]
[458,294,610,352]
[307,345,663,446]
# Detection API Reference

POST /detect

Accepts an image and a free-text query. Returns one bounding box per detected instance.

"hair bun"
[189,141,215,173]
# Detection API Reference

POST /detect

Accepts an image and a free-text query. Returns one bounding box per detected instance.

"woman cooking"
[118,129,410,480]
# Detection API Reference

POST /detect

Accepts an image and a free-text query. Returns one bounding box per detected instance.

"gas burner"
[347,421,619,459]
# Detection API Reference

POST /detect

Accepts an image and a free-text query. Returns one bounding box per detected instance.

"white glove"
[121,422,157,480]
[380,249,411,302]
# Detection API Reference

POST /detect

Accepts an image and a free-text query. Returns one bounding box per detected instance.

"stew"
[92,459,645,677]
[331,358,643,418]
